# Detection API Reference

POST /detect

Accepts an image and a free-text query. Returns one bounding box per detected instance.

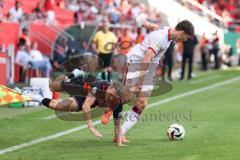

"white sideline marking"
[147,76,240,109]
[0,76,239,155]
[43,115,56,120]
[189,75,221,84]
[43,111,77,120]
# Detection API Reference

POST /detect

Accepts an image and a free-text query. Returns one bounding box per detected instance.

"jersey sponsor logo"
[127,78,132,83]
[91,87,97,95]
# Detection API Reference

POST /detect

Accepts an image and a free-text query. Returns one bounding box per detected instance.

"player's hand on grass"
[89,127,103,139]
[117,139,127,147]
[117,142,127,147]
[123,138,131,143]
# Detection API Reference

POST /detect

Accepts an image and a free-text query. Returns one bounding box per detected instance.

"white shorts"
[176,52,183,62]
[123,61,158,96]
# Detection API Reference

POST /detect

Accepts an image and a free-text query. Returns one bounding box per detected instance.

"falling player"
[35,69,132,146]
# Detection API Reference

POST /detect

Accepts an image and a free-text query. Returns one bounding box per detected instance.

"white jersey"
[124,27,172,94]
[127,27,172,63]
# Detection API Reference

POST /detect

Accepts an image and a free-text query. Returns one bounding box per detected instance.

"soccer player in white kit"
[120,20,195,141]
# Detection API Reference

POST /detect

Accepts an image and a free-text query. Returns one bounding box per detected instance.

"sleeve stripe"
[148,47,157,55]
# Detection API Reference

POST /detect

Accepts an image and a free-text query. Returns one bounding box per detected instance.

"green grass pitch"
[0,68,240,160]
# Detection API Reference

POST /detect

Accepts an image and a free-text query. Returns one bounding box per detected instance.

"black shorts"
[72,96,85,111]
[60,77,85,112]
[99,53,113,68]
[113,103,123,119]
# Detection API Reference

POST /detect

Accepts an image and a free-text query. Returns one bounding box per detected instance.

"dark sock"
[42,98,51,108]
[132,106,142,115]
[67,73,75,79]
[101,71,105,80]
[107,71,111,82]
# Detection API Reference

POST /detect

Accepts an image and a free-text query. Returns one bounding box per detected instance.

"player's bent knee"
[49,80,64,92]
[136,99,148,109]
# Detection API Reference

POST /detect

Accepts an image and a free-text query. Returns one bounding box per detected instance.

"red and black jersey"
[63,77,122,118]
[63,76,111,107]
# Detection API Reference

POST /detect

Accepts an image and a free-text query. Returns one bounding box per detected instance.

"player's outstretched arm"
[114,118,126,146]
[142,21,159,31]
[82,94,103,139]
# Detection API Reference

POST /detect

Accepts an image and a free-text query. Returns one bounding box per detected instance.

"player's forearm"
[114,118,122,137]
[142,21,159,31]
[138,63,149,86]
[138,49,156,84]
[114,118,123,145]
[82,104,94,128]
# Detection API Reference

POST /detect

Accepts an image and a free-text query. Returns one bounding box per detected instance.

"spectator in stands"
[8,1,23,22]
[19,28,31,49]
[117,28,132,55]
[15,40,29,82]
[131,2,141,19]
[74,8,85,24]
[108,5,120,24]
[135,27,144,44]
[57,0,65,9]
[222,8,234,27]
[0,0,5,22]
[120,0,131,16]
[33,3,43,21]
[30,41,52,77]
[21,14,32,30]
[180,0,240,29]
[92,21,117,82]
[42,0,56,25]
[67,0,79,12]
[129,27,137,42]
[53,38,68,68]
[0,0,4,8]
[180,35,198,80]
[15,41,52,78]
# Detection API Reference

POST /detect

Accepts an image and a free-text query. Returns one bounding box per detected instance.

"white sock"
[68,69,85,79]
[29,95,44,102]
[122,110,139,135]
[72,69,85,78]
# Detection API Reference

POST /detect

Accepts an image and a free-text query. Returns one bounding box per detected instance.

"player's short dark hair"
[175,20,194,36]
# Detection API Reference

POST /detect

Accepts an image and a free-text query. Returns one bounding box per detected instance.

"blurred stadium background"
[0,0,240,159]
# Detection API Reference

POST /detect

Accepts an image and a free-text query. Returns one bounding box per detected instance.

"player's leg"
[107,66,112,82]
[180,54,187,80]
[106,53,113,82]
[49,69,86,92]
[49,75,67,92]
[42,97,79,112]
[122,93,149,135]
[112,103,130,143]
[99,54,106,80]
[121,61,156,135]
[188,55,193,79]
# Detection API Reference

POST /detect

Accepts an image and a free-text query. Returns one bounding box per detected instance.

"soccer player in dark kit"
[35,69,132,146]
